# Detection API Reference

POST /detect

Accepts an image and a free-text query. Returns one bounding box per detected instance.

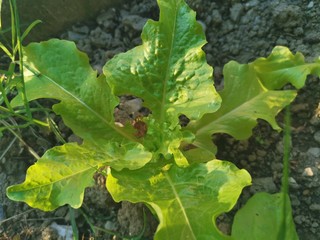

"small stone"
[245,0,258,10]
[104,220,117,231]
[211,10,222,25]
[122,15,148,31]
[273,4,302,29]
[302,167,314,177]
[271,162,283,172]
[217,222,231,235]
[90,27,113,48]
[42,227,59,240]
[276,141,284,153]
[237,140,249,151]
[230,3,244,22]
[303,189,311,195]
[305,32,320,44]
[50,222,73,239]
[312,222,319,228]
[54,207,68,218]
[77,38,92,53]
[289,177,300,189]
[307,1,314,9]
[294,215,304,225]
[250,177,277,194]
[68,134,82,144]
[307,147,320,158]
[96,8,117,29]
[310,204,320,211]
[221,20,234,34]
[276,38,288,46]
[122,98,143,115]
[311,227,317,234]
[248,153,256,162]
[256,150,267,157]
[294,27,304,36]
[303,197,312,205]
[290,195,301,206]
[314,131,320,144]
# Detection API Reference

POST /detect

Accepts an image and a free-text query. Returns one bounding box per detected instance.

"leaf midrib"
[164,171,196,239]
[13,160,108,193]
[25,63,138,143]
[160,3,178,124]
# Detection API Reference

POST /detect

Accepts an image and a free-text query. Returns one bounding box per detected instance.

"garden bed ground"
[1,0,320,239]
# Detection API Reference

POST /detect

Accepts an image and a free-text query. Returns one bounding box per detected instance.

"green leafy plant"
[6,0,320,239]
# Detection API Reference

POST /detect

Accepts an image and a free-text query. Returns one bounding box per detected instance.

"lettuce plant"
[6,0,320,239]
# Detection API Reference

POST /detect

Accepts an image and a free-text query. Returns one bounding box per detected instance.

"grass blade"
[21,20,42,41]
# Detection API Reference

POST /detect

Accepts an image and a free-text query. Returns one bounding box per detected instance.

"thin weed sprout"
[0,0,48,140]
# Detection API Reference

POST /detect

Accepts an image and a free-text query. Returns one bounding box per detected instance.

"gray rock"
[230,3,244,22]
[307,1,314,9]
[276,140,284,153]
[250,177,277,194]
[273,4,302,29]
[122,15,148,31]
[211,9,222,26]
[96,8,117,29]
[256,150,267,157]
[104,220,117,231]
[50,222,73,240]
[305,32,320,44]
[307,147,320,158]
[90,27,113,48]
[245,0,259,10]
[294,27,304,36]
[276,37,288,46]
[289,177,300,189]
[54,207,68,218]
[290,195,301,206]
[294,215,305,225]
[221,20,234,34]
[310,204,320,211]
[77,38,92,54]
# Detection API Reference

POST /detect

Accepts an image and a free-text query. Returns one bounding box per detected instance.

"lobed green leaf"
[7,142,151,211]
[107,160,251,240]
[103,0,221,127]
[12,40,131,142]
[187,47,313,154]
[7,143,103,211]
[253,46,320,90]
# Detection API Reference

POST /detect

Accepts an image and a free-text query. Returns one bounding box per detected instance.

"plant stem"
[277,106,291,240]
[10,0,32,120]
